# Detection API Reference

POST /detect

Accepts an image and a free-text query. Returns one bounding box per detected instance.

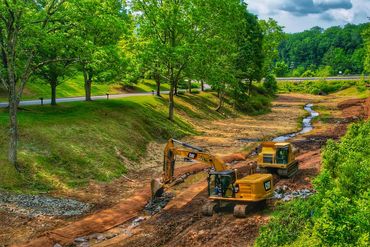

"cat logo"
[188,152,197,159]
[264,180,271,191]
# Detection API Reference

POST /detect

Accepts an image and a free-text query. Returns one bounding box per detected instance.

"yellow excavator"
[257,142,299,178]
[152,139,274,217]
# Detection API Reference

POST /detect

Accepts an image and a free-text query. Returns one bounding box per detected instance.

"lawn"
[0,77,172,102]
[0,92,237,193]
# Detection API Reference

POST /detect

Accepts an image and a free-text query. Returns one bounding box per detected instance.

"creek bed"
[273,103,319,142]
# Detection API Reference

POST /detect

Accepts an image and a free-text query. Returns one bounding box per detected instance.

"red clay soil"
[14,156,250,247]
[365,97,370,118]
[14,96,370,247]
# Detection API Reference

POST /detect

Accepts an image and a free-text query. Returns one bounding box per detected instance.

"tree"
[278,23,367,74]
[363,23,370,72]
[67,0,127,101]
[274,61,289,77]
[259,18,284,76]
[323,48,349,75]
[235,11,264,96]
[132,0,200,121]
[187,0,246,110]
[35,28,75,106]
[0,0,67,167]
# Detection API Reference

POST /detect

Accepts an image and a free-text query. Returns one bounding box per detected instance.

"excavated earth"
[2,92,369,247]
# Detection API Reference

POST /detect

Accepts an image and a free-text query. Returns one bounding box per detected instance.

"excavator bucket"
[151,178,164,199]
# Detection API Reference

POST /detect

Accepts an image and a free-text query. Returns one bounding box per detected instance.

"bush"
[255,121,370,247]
[278,80,356,95]
[233,94,271,115]
[255,198,316,247]
[263,74,277,94]
[301,70,315,77]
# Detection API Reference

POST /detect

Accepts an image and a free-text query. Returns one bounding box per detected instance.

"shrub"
[301,70,315,77]
[263,74,277,94]
[255,121,370,247]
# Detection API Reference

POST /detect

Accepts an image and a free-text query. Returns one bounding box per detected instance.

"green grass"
[0,77,171,102]
[133,79,171,93]
[277,80,362,95]
[332,86,370,98]
[0,92,238,193]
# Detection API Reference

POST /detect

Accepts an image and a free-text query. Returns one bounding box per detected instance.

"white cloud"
[245,0,369,33]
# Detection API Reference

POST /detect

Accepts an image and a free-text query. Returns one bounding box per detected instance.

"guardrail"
[276,76,369,82]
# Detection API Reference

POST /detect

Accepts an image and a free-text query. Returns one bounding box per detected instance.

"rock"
[121,229,133,237]
[53,244,62,247]
[75,237,87,243]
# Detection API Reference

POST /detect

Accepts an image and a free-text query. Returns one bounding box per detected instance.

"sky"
[245,0,370,33]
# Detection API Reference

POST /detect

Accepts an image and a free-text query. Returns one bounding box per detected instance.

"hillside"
[0,92,236,193]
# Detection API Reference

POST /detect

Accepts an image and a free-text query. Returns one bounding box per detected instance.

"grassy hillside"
[0,77,171,101]
[0,93,237,193]
[278,80,370,97]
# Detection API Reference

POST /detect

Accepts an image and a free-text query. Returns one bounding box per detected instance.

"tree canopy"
[277,24,367,76]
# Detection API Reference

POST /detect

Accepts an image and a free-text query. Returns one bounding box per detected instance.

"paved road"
[276,75,368,82]
[0,91,171,108]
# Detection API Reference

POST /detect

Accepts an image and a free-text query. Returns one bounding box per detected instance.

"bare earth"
[2,92,369,247]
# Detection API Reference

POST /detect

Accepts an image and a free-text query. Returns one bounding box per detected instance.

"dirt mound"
[337,98,365,110]
[221,153,246,163]
[365,97,370,119]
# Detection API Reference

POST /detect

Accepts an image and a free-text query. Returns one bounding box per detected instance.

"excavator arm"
[162,139,227,184]
[151,139,228,198]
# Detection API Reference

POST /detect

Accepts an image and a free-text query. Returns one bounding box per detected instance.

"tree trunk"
[155,75,161,96]
[215,89,224,112]
[188,80,192,93]
[174,83,178,96]
[168,81,174,121]
[201,80,204,91]
[248,79,252,96]
[51,81,57,106]
[8,82,18,168]
[83,70,92,101]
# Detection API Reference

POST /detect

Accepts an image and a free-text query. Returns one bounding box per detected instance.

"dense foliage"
[0,0,281,167]
[255,121,370,247]
[277,24,367,76]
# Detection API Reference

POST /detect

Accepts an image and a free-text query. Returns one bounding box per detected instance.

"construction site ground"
[2,92,369,247]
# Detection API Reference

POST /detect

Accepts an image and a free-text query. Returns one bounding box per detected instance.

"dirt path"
[4,92,368,247]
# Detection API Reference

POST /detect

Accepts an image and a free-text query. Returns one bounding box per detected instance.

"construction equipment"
[257,142,298,178]
[151,139,274,218]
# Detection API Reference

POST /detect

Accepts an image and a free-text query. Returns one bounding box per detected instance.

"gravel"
[144,192,174,215]
[273,185,314,201]
[0,191,92,217]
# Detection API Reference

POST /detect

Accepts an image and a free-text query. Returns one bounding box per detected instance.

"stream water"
[273,104,319,142]
[238,104,319,143]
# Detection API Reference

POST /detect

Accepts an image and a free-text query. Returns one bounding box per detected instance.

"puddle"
[273,104,319,142]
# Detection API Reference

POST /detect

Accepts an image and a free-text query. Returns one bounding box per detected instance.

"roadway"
[276,75,368,82]
[0,91,171,108]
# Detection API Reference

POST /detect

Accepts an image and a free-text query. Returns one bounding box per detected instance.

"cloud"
[245,0,369,33]
[281,0,352,16]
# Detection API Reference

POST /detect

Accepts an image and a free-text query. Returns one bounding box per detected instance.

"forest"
[275,23,368,77]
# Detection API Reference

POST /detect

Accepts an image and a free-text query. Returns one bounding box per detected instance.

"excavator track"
[277,160,299,178]
[202,202,219,216]
[233,204,248,218]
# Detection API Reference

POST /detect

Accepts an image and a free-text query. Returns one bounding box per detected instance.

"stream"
[273,104,319,142]
[238,103,319,143]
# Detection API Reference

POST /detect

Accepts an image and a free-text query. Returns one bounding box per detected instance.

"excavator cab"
[207,170,236,198]
[258,142,298,177]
